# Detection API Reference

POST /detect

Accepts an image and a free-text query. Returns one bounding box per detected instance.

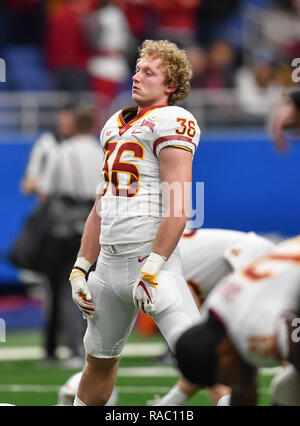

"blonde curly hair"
[138,39,193,106]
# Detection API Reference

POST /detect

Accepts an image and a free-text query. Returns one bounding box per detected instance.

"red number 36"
[176,118,196,138]
[102,141,144,197]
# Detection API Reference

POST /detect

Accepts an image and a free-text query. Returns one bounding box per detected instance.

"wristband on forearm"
[72,257,92,276]
[140,252,166,286]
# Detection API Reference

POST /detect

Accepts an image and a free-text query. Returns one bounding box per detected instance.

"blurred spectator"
[150,0,201,48]
[44,0,92,91]
[196,0,239,46]
[186,45,208,89]
[235,48,283,117]
[21,102,76,196]
[186,40,236,90]
[39,105,101,199]
[20,102,76,364]
[122,0,154,42]
[84,0,132,106]
[261,0,300,62]
[204,39,236,89]
[122,0,154,70]
[38,106,102,367]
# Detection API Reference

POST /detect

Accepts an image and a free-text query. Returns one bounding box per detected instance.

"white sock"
[217,394,231,406]
[154,385,188,406]
[105,387,118,406]
[73,395,87,406]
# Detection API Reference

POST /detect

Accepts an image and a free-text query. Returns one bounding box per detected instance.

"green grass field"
[0,330,274,406]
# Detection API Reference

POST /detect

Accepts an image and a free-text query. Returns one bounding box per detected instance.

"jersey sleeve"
[99,122,109,150]
[99,110,120,150]
[153,107,201,157]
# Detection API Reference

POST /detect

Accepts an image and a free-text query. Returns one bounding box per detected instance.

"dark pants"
[44,258,86,359]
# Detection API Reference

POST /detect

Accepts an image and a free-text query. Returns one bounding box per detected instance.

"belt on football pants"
[101,241,153,255]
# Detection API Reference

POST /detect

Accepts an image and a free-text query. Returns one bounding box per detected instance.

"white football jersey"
[99,105,200,245]
[179,228,274,298]
[204,236,300,367]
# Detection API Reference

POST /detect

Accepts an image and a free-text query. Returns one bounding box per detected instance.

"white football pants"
[83,241,201,358]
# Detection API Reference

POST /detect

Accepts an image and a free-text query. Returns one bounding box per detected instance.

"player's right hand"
[132,252,166,317]
[69,269,96,319]
[133,272,157,317]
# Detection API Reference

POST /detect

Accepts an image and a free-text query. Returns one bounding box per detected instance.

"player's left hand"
[133,271,158,316]
[133,252,166,316]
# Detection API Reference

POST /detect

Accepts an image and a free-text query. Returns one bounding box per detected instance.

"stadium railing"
[0,88,278,136]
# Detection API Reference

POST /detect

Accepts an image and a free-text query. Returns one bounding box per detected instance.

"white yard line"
[0,344,283,379]
[259,367,283,376]
[0,384,172,393]
[0,385,60,392]
[0,343,166,361]
[0,384,271,397]
[118,366,178,377]
[0,347,44,360]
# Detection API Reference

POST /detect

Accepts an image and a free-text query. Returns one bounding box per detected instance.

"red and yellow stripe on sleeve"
[153,135,196,157]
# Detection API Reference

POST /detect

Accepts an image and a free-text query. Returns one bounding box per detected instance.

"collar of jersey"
[117,104,166,136]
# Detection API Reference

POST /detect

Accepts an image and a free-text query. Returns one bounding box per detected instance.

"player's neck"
[137,103,168,114]
[122,104,167,125]
[136,94,170,114]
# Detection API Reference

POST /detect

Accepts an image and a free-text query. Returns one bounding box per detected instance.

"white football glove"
[133,274,157,316]
[133,252,166,317]
[69,257,96,319]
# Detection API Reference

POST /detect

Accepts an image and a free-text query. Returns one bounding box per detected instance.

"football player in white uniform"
[69,39,202,406]
[151,227,274,406]
[176,235,300,405]
[180,228,274,306]
[61,228,273,406]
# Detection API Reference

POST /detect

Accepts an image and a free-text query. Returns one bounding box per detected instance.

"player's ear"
[166,86,176,94]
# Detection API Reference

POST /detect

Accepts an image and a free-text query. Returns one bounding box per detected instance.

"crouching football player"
[176,236,300,405]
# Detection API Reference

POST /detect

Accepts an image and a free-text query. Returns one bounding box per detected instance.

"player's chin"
[132,91,142,103]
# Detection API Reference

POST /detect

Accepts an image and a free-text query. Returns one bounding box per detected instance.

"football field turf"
[0,330,275,406]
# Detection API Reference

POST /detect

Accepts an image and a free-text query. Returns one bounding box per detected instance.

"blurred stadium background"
[0,0,300,405]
